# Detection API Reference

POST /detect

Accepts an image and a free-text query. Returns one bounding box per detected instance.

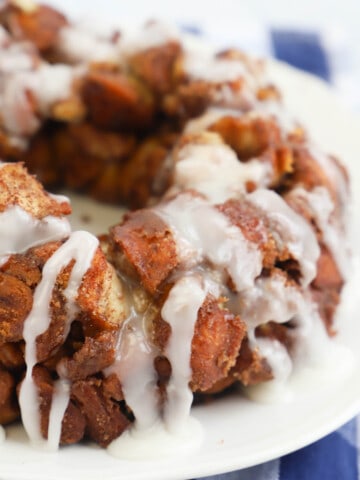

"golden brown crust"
[0,366,19,424]
[0,8,350,449]
[34,245,127,363]
[82,68,155,131]
[0,342,24,371]
[162,80,213,119]
[128,41,182,95]
[311,244,343,335]
[218,199,279,269]
[70,377,131,447]
[209,115,294,187]
[3,4,68,52]
[0,163,71,217]
[231,338,273,386]
[116,132,178,207]
[110,209,179,295]
[283,147,340,202]
[0,271,33,342]
[31,365,86,445]
[151,294,246,393]
[190,296,246,392]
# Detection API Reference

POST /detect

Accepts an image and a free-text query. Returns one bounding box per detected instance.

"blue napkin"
[181,27,359,480]
[270,29,331,82]
[195,420,358,480]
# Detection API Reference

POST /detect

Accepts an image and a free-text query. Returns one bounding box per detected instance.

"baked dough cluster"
[0,1,349,448]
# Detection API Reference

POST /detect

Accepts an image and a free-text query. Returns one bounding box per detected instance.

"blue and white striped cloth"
[196,419,359,479]
[184,27,360,480]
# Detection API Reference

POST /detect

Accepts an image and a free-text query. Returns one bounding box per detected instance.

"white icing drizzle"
[248,189,320,286]
[58,19,180,64]
[286,293,339,377]
[288,186,350,279]
[47,379,70,451]
[242,296,352,405]
[245,335,354,404]
[211,82,256,110]
[0,18,350,456]
[0,206,71,266]
[107,192,263,444]
[233,271,338,396]
[307,143,349,206]
[156,193,262,291]
[251,99,298,134]
[107,274,208,451]
[106,273,211,441]
[32,64,74,115]
[0,64,75,136]
[0,73,40,136]
[184,107,243,135]
[265,291,333,385]
[0,42,35,73]
[19,231,99,447]
[253,337,292,383]
[184,102,296,145]
[233,273,303,330]
[57,25,119,64]
[119,21,180,56]
[229,273,301,384]
[171,139,271,204]
[106,309,159,431]
[183,47,255,85]
[162,275,207,433]
[71,17,119,41]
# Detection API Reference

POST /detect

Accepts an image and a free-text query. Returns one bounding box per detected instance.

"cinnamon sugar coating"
[0,1,351,450]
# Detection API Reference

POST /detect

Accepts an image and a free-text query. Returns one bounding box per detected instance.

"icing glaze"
[0,64,75,135]
[162,275,207,433]
[233,273,303,330]
[307,144,349,206]
[0,206,71,266]
[248,189,320,286]
[19,231,99,446]
[252,99,298,134]
[288,186,350,279]
[0,14,351,457]
[119,21,179,56]
[183,47,255,86]
[46,379,70,451]
[156,193,262,291]
[107,274,207,449]
[184,107,243,135]
[172,138,271,204]
[106,307,160,431]
[57,25,118,63]
[0,43,35,73]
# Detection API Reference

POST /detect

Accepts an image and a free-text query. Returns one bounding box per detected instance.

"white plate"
[1,24,360,480]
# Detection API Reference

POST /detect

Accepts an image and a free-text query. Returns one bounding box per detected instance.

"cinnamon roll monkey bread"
[0,0,350,451]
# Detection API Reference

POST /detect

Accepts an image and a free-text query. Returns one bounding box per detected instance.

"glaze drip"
[162,275,207,433]
[0,205,71,266]
[19,231,99,447]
